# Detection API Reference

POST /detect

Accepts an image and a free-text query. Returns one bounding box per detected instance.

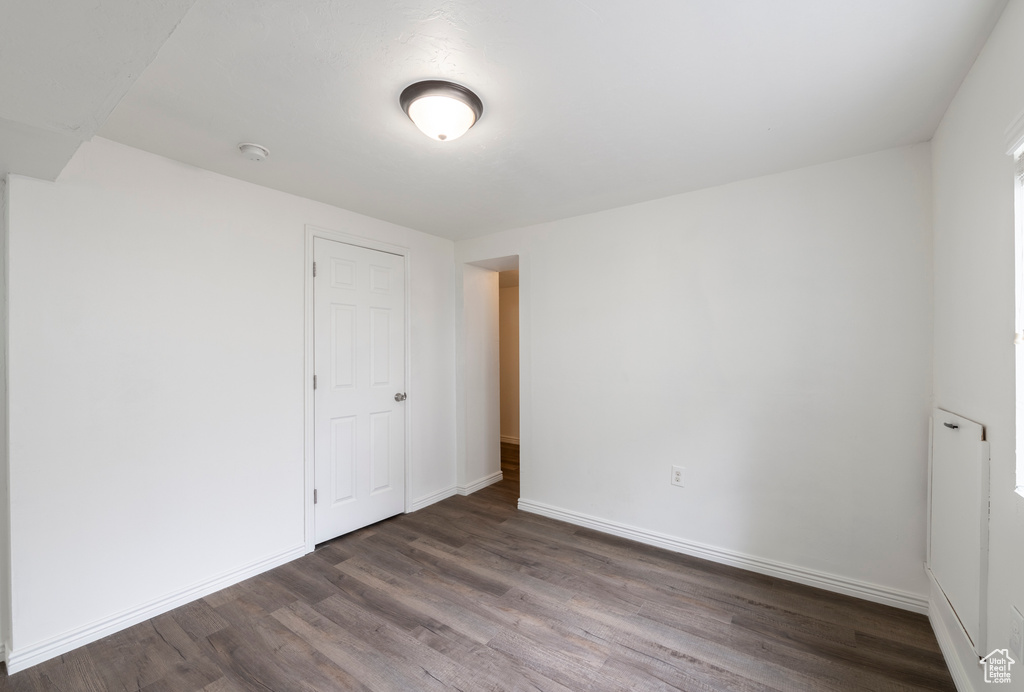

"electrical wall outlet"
[1010,606,1024,663]
[671,466,685,488]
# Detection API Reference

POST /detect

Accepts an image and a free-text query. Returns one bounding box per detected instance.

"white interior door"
[314,237,406,543]
[929,408,989,655]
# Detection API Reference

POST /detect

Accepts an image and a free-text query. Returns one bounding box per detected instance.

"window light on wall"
[1007,116,1024,496]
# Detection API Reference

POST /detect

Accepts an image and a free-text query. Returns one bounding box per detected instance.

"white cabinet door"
[314,237,405,543]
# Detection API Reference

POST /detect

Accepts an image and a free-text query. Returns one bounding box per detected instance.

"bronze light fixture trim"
[400,80,484,142]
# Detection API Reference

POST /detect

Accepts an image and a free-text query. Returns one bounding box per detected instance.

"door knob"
[394,392,407,402]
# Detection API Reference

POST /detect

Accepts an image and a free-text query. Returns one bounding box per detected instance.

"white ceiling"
[0,0,196,181]
[10,1,1010,240]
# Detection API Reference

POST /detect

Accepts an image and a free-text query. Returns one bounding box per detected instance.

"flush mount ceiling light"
[400,80,483,142]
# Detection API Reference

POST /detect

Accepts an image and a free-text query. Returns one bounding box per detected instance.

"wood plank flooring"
[0,443,953,691]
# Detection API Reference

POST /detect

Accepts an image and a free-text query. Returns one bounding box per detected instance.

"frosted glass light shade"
[400,80,483,142]
[407,96,476,141]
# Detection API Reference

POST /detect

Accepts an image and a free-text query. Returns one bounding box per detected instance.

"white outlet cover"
[671,466,685,488]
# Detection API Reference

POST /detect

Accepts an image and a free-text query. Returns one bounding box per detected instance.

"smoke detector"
[238,143,269,162]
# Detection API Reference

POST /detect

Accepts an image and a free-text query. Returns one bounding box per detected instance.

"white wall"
[499,284,519,442]
[0,176,9,657]
[457,143,933,607]
[931,0,1024,687]
[457,265,501,492]
[4,138,455,669]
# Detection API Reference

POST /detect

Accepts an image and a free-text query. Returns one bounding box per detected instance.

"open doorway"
[458,255,520,502]
[498,270,520,489]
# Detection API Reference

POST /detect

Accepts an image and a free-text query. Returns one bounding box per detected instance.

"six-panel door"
[314,237,406,543]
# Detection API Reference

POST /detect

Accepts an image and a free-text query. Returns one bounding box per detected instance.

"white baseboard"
[5,544,306,674]
[458,471,503,496]
[927,569,980,692]
[518,498,929,615]
[409,485,458,512]
[500,435,519,445]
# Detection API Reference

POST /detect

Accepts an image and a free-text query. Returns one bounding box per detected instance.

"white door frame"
[304,224,412,553]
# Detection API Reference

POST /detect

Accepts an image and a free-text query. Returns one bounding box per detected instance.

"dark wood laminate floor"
[0,443,953,691]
